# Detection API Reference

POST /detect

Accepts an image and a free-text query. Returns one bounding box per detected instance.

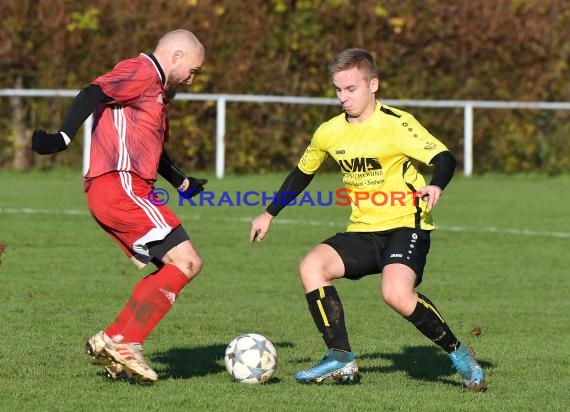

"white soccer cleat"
[86,331,131,381]
[102,341,159,383]
[86,331,112,365]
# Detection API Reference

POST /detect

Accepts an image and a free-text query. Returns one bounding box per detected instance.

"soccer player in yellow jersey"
[250,48,486,391]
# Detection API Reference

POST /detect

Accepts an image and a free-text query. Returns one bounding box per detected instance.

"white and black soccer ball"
[224,333,277,384]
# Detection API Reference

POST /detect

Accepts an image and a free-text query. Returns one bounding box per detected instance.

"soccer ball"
[224,333,277,384]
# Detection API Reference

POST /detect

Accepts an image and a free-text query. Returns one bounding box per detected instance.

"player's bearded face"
[165,50,203,100]
[165,79,178,100]
[165,68,185,100]
[166,64,199,100]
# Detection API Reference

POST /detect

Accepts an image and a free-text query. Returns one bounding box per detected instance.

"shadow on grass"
[151,340,296,380]
[358,345,493,388]
[151,344,227,379]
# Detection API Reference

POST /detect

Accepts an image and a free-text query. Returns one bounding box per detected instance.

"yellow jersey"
[297,103,449,232]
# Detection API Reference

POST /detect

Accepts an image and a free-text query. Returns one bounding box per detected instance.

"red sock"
[104,264,189,343]
[104,269,158,340]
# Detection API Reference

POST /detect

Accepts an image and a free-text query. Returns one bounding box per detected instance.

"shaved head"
[154,29,204,57]
[152,29,205,99]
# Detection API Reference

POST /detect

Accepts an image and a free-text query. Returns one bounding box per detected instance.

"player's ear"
[369,77,379,94]
[172,49,184,64]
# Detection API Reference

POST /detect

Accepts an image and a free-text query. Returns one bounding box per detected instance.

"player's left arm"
[394,114,456,209]
[416,151,457,209]
[158,149,207,198]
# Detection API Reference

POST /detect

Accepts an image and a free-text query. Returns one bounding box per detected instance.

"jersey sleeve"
[394,113,449,165]
[297,127,329,174]
[92,58,153,105]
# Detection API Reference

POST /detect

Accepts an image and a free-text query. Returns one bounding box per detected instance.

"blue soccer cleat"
[449,342,486,392]
[295,349,360,383]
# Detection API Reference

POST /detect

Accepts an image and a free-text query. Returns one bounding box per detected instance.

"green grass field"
[1,170,569,411]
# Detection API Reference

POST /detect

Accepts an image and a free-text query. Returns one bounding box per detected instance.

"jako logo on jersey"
[390,253,403,258]
[335,149,346,154]
[337,157,382,172]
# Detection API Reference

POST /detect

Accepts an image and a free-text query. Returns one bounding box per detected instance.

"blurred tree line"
[1,0,569,174]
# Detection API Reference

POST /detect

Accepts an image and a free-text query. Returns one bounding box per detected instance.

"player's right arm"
[250,211,274,242]
[31,84,111,155]
[250,167,314,242]
[250,129,328,243]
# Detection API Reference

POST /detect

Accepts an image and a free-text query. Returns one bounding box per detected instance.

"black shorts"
[322,228,431,286]
[145,225,190,267]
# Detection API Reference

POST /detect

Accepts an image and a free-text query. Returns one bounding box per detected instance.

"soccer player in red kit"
[31,29,207,383]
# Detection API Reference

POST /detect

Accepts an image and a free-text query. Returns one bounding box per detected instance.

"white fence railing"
[2,89,570,178]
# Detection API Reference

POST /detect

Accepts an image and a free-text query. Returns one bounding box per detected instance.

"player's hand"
[416,185,442,210]
[31,130,68,155]
[250,211,274,242]
[178,176,208,198]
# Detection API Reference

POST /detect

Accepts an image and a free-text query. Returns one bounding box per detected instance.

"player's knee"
[298,255,328,284]
[381,287,397,308]
[381,287,414,316]
[186,255,203,279]
[299,256,315,279]
[174,255,203,280]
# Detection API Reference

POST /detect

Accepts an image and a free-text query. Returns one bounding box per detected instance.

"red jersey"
[84,53,168,189]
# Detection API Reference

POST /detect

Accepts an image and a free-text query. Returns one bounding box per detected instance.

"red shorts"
[86,172,181,264]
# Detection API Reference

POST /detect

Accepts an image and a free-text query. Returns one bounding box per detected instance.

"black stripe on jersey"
[380,106,401,118]
[403,160,411,175]
[145,53,166,86]
[402,160,422,228]
[406,182,422,228]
